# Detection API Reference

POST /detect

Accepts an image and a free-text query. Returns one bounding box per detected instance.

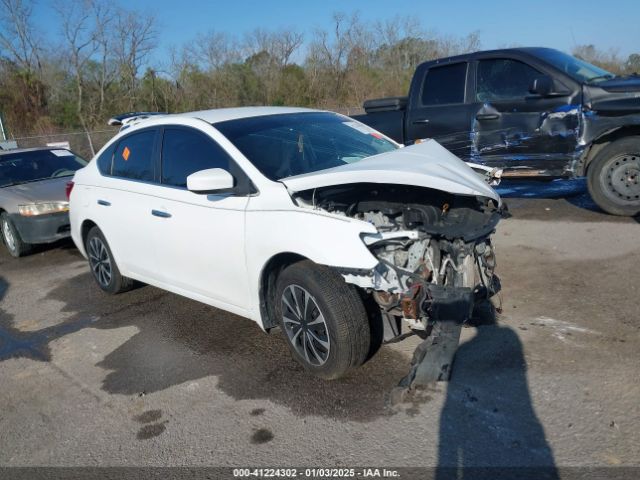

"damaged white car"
[69,108,503,382]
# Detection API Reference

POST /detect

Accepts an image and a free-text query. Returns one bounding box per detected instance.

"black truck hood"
[595,75,640,93]
[584,80,640,114]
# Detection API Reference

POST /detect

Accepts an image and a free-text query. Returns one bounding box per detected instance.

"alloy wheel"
[281,284,330,366]
[88,236,112,288]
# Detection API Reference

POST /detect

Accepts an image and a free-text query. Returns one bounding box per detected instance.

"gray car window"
[0,150,86,187]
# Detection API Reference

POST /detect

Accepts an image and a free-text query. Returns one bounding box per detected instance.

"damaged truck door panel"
[354,47,640,216]
[70,108,503,384]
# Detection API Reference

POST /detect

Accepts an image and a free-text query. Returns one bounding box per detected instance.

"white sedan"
[69,107,502,380]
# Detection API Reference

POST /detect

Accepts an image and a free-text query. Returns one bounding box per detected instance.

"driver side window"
[476,58,541,102]
[161,128,232,188]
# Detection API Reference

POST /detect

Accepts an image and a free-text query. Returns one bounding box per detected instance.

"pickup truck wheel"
[85,226,134,294]
[275,260,370,379]
[588,137,640,216]
[1,212,31,258]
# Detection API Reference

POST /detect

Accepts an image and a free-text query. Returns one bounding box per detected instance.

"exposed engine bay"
[294,183,503,383]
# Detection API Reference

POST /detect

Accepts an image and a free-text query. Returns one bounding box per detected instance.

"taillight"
[65,180,74,200]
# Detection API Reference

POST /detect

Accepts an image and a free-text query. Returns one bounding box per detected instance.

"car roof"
[178,106,321,124]
[419,47,561,66]
[115,106,324,131]
[0,146,71,156]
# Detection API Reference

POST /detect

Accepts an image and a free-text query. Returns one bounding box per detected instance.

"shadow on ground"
[0,270,419,421]
[435,321,558,477]
[0,273,97,361]
[418,303,560,476]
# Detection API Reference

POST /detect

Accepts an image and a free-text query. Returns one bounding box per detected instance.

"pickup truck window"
[476,58,541,102]
[532,48,614,84]
[421,63,467,106]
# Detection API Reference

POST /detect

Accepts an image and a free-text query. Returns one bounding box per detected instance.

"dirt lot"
[0,180,638,470]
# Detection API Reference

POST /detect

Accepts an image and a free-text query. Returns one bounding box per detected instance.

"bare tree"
[0,0,42,72]
[90,0,117,120]
[0,0,47,131]
[55,0,100,153]
[114,8,156,110]
[187,31,241,70]
[245,28,304,67]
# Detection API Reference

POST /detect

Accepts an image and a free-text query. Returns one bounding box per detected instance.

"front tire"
[1,212,31,258]
[587,137,640,216]
[85,226,134,294]
[275,260,370,379]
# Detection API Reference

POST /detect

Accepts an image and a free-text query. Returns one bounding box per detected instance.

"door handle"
[412,119,430,124]
[475,113,500,121]
[151,209,171,218]
[97,199,111,206]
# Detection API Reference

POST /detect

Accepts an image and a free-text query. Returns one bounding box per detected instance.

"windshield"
[534,48,615,84]
[214,112,398,180]
[0,149,87,187]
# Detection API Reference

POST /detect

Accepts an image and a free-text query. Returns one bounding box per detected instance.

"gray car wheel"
[1,212,31,258]
[588,137,640,216]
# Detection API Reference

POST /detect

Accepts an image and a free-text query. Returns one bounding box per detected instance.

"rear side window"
[476,58,542,101]
[96,143,115,174]
[112,130,156,181]
[421,63,467,105]
[161,128,232,188]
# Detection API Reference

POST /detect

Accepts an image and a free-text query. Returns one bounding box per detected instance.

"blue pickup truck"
[354,47,640,216]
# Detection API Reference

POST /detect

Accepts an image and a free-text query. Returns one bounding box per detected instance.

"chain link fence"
[7,129,119,160]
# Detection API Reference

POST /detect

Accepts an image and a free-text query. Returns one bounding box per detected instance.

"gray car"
[0,147,87,257]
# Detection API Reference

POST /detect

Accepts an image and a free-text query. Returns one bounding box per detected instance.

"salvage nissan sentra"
[69,107,503,381]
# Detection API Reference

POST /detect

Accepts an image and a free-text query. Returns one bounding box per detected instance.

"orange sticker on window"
[122,146,130,161]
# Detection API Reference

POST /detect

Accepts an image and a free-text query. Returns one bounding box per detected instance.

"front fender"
[245,208,379,323]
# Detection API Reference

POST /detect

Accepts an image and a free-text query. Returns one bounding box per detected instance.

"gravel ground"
[0,180,638,471]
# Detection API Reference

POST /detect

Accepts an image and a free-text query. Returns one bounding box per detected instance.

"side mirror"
[187,168,235,193]
[529,75,554,96]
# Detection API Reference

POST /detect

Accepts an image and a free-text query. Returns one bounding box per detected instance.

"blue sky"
[33,0,640,64]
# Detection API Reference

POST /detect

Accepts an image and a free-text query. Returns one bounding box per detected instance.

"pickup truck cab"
[354,47,640,216]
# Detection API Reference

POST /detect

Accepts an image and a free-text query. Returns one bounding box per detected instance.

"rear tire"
[587,137,640,216]
[85,226,134,294]
[1,212,31,258]
[275,260,370,379]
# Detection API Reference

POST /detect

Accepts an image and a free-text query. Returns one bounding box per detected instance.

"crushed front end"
[296,183,503,386]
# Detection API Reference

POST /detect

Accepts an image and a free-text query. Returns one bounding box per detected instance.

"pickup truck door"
[470,56,579,176]
[405,61,477,160]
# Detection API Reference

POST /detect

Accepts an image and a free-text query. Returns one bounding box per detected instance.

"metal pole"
[0,113,7,141]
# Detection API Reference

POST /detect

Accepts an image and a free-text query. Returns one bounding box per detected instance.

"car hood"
[279,139,500,202]
[596,75,640,93]
[0,177,70,204]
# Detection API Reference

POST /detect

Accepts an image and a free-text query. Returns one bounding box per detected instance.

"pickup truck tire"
[1,212,32,258]
[275,260,370,380]
[587,137,640,216]
[85,226,134,294]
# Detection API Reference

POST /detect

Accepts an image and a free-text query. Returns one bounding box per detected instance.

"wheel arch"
[80,219,98,247]
[258,252,309,330]
[582,126,640,176]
